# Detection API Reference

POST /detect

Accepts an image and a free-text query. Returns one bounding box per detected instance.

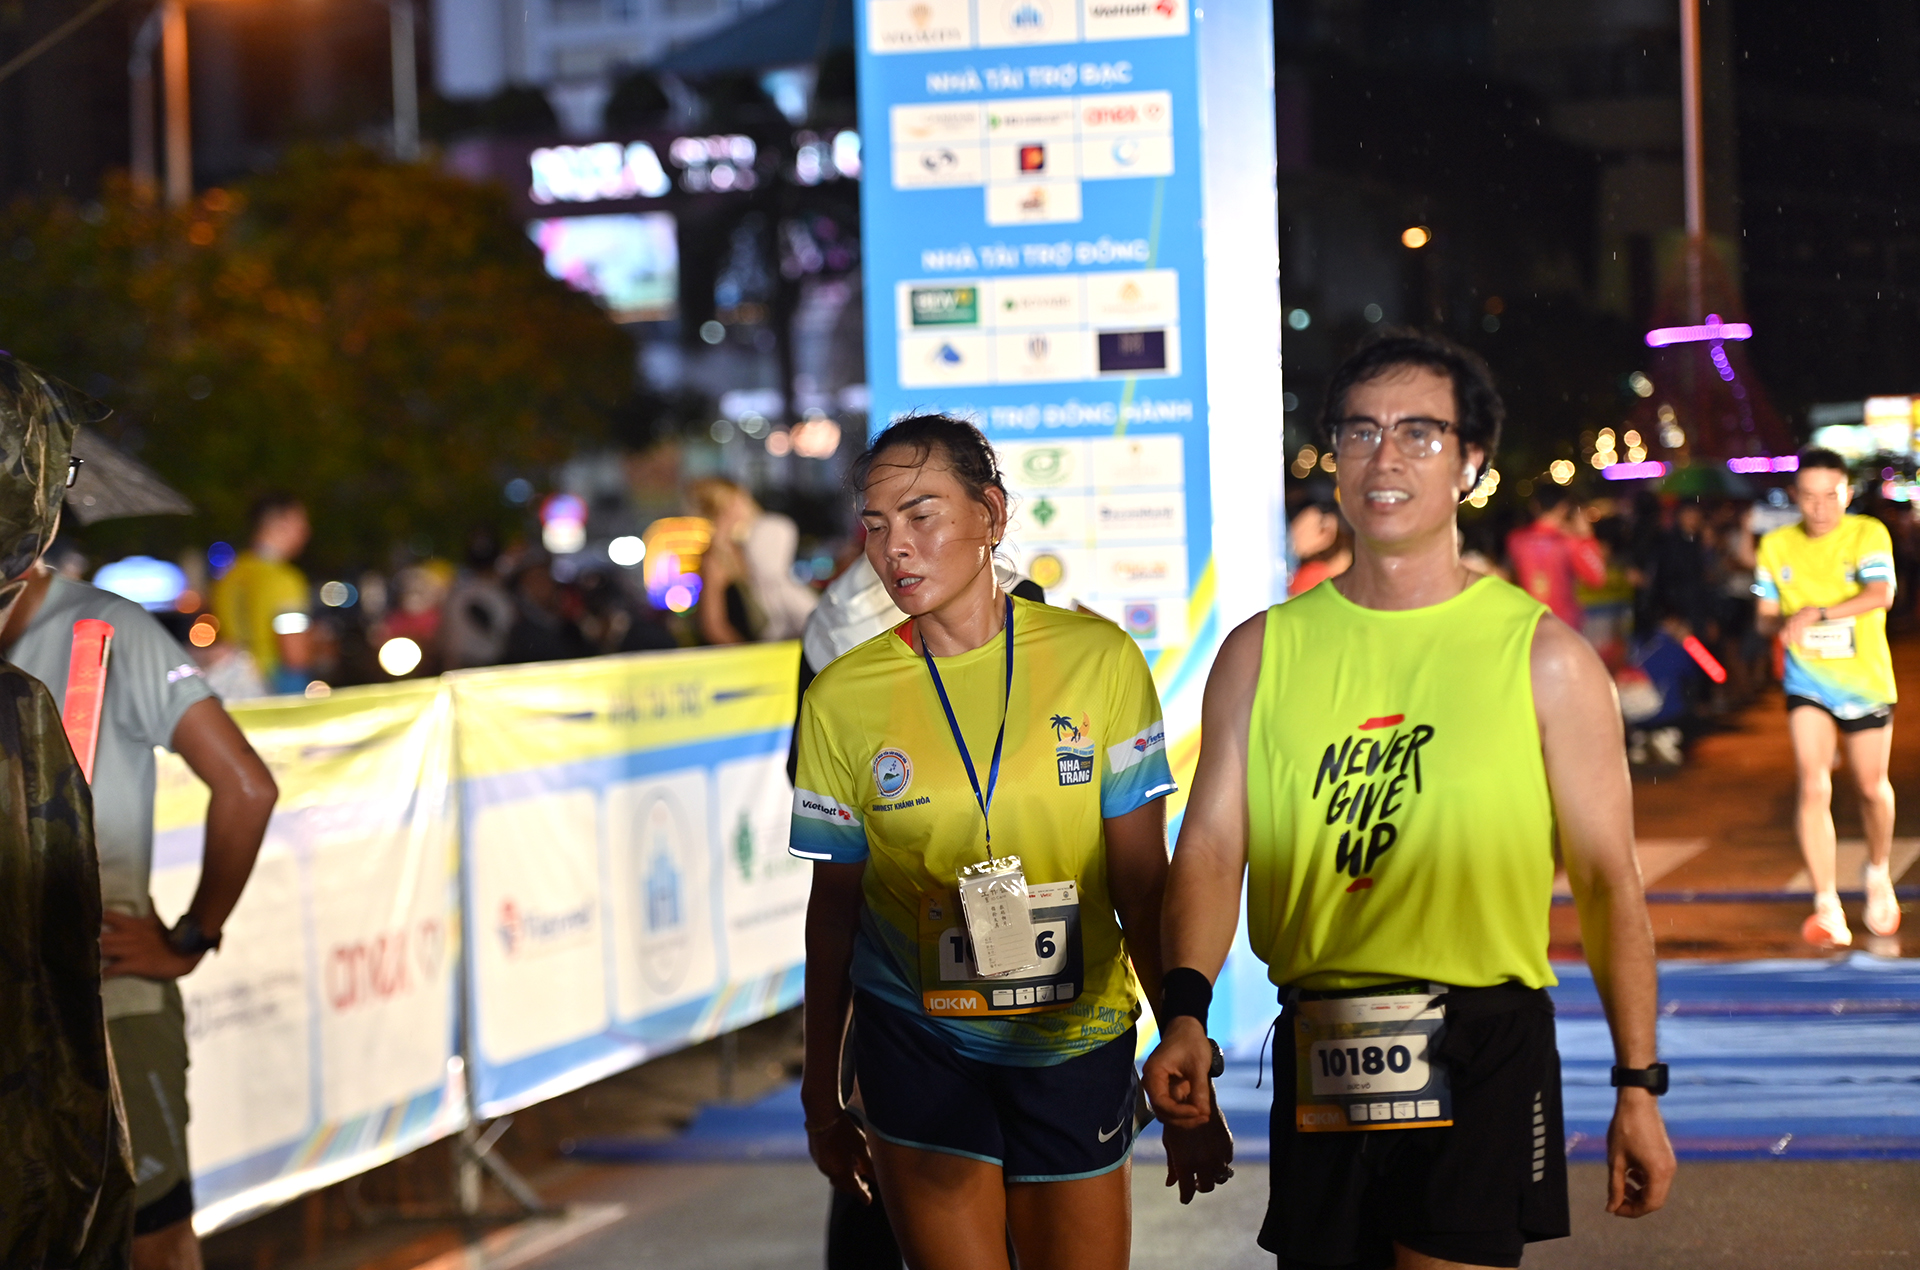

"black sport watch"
[1207,1038,1225,1079]
[167,914,223,957]
[1609,1063,1669,1095]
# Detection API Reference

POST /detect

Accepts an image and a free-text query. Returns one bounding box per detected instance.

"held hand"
[1605,1089,1676,1218]
[1142,1015,1214,1129]
[100,910,204,980]
[807,1112,876,1204]
[1161,1088,1234,1203]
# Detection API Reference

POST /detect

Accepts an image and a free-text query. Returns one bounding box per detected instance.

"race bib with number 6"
[919,881,1084,1017]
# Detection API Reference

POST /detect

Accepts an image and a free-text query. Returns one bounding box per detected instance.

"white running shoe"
[1802,892,1853,950]
[1864,863,1901,938]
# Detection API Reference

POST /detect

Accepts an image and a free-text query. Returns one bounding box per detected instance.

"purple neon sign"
[1644,315,1753,348]
[1602,461,1670,481]
[1726,456,1799,474]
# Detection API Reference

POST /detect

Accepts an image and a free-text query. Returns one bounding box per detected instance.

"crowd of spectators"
[1288,470,1920,768]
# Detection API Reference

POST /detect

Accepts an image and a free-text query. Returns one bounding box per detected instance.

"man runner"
[1145,333,1674,1268]
[1753,447,1901,948]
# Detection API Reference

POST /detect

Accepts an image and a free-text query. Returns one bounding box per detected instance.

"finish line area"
[556,954,1920,1168]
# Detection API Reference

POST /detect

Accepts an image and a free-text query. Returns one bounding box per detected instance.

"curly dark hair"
[851,414,1008,524]
[1317,330,1505,488]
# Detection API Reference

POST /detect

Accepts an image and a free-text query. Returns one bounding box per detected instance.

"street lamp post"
[1678,0,1705,322]
[129,7,163,196]
[162,0,191,207]
[136,0,422,208]
[389,0,419,161]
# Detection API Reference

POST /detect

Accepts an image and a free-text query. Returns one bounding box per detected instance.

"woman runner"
[791,415,1219,1270]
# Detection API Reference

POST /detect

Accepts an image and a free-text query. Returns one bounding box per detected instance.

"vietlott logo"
[496,898,592,956]
[1051,712,1094,786]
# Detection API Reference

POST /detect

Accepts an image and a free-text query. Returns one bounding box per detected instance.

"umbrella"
[1656,463,1755,500]
[65,426,193,525]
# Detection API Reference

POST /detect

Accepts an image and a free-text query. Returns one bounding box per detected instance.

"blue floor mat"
[565,955,1920,1164]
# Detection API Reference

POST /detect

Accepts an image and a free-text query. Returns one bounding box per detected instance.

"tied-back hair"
[1318,330,1505,488]
[852,414,1009,518]
[852,413,1015,568]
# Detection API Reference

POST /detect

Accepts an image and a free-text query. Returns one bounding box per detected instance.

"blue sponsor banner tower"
[854,0,1285,1047]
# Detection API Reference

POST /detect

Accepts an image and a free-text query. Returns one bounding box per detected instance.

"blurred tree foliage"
[0,147,632,571]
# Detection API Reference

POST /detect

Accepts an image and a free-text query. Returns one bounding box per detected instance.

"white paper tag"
[1802,617,1857,660]
[957,856,1040,978]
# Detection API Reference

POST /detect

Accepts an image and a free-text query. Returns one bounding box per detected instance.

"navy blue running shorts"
[852,990,1139,1183]
[1786,694,1893,732]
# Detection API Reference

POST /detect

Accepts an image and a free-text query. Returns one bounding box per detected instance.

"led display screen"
[527,212,679,322]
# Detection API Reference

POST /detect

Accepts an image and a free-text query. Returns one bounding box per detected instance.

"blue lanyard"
[920,594,1014,852]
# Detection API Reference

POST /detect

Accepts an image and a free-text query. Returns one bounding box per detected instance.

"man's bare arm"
[101,697,277,979]
[173,698,277,933]
[1142,611,1264,1127]
[1532,615,1674,1218]
[1764,580,1892,644]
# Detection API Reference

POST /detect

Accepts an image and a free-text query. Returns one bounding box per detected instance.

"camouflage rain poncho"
[0,353,134,1267]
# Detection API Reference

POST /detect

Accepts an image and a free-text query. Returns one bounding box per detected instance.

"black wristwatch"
[1610,1062,1669,1095]
[167,914,223,957]
[1207,1037,1225,1079]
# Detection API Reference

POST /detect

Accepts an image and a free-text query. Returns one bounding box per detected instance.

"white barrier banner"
[450,643,807,1118]
[152,682,465,1234]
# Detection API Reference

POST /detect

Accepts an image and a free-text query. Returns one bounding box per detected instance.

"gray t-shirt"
[7,575,214,1017]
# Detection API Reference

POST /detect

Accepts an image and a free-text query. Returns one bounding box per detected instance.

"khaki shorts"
[107,980,193,1222]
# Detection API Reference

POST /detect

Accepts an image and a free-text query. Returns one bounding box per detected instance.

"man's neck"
[1335,525,1473,612]
[1,566,54,651]
[913,567,1006,658]
[250,540,285,563]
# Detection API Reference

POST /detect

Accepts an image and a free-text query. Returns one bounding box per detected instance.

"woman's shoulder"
[1017,597,1145,659]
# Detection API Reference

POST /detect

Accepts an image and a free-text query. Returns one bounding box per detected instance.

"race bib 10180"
[1292,986,1452,1132]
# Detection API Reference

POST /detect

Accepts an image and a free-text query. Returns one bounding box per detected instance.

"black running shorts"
[1786,694,1894,733]
[852,990,1140,1183]
[1259,981,1569,1269]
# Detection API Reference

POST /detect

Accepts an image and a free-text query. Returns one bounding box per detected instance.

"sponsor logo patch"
[1106,720,1167,774]
[872,747,913,798]
[1050,712,1094,786]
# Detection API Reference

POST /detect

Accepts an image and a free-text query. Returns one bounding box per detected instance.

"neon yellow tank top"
[1245,577,1558,991]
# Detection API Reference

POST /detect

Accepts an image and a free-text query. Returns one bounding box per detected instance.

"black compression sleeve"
[1160,966,1213,1031]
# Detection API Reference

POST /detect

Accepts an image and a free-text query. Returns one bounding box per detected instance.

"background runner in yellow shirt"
[1145,333,1674,1267]
[1753,448,1901,947]
[793,415,1190,1270]
[210,493,313,694]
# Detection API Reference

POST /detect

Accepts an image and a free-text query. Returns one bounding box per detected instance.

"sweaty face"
[860,447,1004,617]
[1794,467,1850,537]
[1332,365,1483,552]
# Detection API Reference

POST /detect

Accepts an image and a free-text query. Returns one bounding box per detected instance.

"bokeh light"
[378,637,422,677]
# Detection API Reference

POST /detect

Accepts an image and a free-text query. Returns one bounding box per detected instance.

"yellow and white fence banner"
[150,644,804,1232]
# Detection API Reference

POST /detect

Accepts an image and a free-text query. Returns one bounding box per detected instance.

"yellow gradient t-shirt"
[791,596,1175,1065]
[1753,515,1898,717]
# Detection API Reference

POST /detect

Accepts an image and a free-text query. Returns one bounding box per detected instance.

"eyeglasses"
[1330,417,1454,461]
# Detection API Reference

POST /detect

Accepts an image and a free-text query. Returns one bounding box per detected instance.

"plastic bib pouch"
[921,880,1083,1016]
[956,855,1041,978]
[1292,984,1452,1132]
[1802,617,1857,660]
